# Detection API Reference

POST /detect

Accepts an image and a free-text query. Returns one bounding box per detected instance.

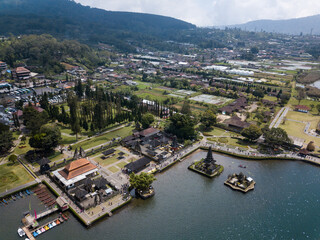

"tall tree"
[264,128,292,148]
[0,123,14,154]
[67,92,81,140]
[181,101,192,115]
[241,124,262,141]
[29,123,61,151]
[141,113,155,129]
[129,172,156,192]
[166,113,196,140]
[201,109,217,129]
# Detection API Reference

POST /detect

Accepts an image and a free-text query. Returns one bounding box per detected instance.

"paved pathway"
[270,107,289,129]
[0,180,38,198]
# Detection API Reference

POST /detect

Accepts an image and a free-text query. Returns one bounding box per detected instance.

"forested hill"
[228,14,320,35]
[0,0,195,52]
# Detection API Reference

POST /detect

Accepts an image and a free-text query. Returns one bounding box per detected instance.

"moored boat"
[18,228,26,237]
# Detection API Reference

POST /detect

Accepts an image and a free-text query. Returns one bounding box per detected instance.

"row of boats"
[1,189,33,205]
[31,218,61,238]
[18,214,69,238]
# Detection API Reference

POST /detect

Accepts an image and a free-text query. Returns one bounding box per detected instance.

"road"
[269,107,289,129]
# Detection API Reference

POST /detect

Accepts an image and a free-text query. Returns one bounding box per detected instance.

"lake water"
[2,150,320,239]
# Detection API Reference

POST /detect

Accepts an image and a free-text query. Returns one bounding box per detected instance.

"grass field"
[92,149,127,167]
[263,95,278,102]
[279,120,320,147]
[136,88,169,101]
[72,125,134,150]
[204,127,229,136]
[288,97,319,115]
[12,137,33,156]
[174,102,207,113]
[285,111,320,129]
[207,136,257,149]
[108,166,120,173]
[116,162,127,169]
[0,163,34,193]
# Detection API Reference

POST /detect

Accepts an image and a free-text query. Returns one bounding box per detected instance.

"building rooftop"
[15,67,30,74]
[139,127,160,138]
[59,158,97,180]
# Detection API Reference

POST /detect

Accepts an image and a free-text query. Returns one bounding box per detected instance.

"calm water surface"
[1,150,320,240]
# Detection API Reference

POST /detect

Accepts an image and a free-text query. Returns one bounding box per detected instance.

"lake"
[1,150,320,239]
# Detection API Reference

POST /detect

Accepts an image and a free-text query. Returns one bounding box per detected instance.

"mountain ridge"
[224,14,320,35]
[0,0,195,51]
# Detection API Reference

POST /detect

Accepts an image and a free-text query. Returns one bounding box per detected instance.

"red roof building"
[295,105,310,113]
[58,158,97,180]
[12,67,31,80]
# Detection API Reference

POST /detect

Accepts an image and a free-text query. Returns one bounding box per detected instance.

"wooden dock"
[22,226,36,240]
[36,207,59,219]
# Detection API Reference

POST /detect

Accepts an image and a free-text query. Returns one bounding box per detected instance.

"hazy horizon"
[74,0,320,26]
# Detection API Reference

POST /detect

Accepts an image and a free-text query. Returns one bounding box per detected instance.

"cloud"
[75,0,320,26]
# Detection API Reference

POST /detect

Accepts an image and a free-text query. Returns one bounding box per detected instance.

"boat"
[32,231,38,237]
[48,223,53,229]
[26,189,30,195]
[55,219,60,225]
[61,214,68,221]
[51,222,57,227]
[3,199,8,204]
[25,238,30,240]
[36,230,42,235]
[44,225,49,231]
[40,227,45,233]
[19,192,24,198]
[238,164,246,168]
[18,228,26,237]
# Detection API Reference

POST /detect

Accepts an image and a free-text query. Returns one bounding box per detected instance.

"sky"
[74,0,320,26]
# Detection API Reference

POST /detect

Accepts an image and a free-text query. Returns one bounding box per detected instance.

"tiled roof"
[139,127,159,137]
[59,158,97,180]
[16,67,30,74]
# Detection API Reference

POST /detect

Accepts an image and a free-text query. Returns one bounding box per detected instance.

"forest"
[0,35,107,75]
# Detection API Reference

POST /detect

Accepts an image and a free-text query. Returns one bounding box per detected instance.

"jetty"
[224,173,255,193]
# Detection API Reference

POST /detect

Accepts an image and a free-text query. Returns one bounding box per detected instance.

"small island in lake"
[188,147,224,178]
[130,172,156,200]
[224,172,255,193]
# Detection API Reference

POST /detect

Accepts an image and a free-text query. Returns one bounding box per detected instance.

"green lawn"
[288,97,319,115]
[72,125,134,150]
[204,127,228,136]
[279,120,320,147]
[48,151,64,162]
[108,166,120,173]
[12,137,33,156]
[263,95,278,102]
[285,111,320,129]
[12,131,21,140]
[0,163,34,193]
[92,149,127,167]
[206,136,257,149]
[60,135,77,145]
[116,162,127,169]
[136,88,169,101]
